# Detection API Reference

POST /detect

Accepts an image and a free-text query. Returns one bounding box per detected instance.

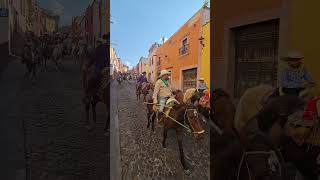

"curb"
[110,82,122,180]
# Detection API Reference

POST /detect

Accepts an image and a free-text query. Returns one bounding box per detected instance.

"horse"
[211,88,286,180]
[71,43,79,64]
[136,83,143,101]
[161,89,205,173]
[51,43,63,70]
[83,67,110,132]
[145,89,184,132]
[141,83,153,102]
[22,44,37,80]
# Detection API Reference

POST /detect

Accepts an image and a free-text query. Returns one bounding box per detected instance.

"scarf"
[160,77,169,87]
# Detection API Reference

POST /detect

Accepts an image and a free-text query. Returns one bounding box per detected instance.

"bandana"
[160,77,169,87]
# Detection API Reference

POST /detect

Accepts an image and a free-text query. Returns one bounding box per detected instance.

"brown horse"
[162,90,205,173]
[136,83,142,101]
[141,83,153,102]
[146,90,184,132]
[83,67,110,132]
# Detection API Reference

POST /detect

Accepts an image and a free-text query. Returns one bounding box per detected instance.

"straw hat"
[282,51,304,61]
[198,77,205,81]
[159,70,170,77]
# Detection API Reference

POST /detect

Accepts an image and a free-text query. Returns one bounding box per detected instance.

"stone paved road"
[115,81,210,180]
[1,57,109,180]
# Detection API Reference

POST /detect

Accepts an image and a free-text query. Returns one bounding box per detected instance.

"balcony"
[179,44,189,56]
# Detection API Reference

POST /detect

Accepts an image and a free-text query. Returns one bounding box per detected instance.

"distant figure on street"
[280,51,315,96]
[137,72,148,85]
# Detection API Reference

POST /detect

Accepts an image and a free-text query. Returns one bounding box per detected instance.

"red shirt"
[303,97,320,120]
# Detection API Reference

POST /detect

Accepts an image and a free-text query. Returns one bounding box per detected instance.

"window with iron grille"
[179,38,189,55]
[234,19,279,98]
[182,68,197,92]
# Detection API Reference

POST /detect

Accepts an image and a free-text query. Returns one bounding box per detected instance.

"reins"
[143,102,202,134]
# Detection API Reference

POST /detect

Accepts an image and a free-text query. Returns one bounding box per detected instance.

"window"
[179,38,189,55]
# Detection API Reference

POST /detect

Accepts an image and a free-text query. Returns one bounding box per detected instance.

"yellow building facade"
[289,0,320,94]
[200,21,210,89]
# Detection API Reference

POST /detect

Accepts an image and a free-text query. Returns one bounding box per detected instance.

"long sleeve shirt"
[137,75,148,83]
[280,66,314,88]
[152,79,172,102]
[198,82,208,90]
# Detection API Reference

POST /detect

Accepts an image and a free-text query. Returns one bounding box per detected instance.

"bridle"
[183,104,204,134]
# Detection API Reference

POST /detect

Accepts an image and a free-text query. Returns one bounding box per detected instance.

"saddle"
[163,97,180,117]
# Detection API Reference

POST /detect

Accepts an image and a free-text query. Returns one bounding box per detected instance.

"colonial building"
[212,0,320,97]
[155,5,210,91]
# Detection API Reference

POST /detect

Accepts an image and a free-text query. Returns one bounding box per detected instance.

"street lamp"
[199,36,205,48]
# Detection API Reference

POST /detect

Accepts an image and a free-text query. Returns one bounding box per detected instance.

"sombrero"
[282,51,304,61]
[159,70,170,77]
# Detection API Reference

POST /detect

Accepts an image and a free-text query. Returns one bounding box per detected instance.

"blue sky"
[38,0,93,26]
[111,0,204,68]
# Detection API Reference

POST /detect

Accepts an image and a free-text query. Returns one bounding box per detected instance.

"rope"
[164,112,192,133]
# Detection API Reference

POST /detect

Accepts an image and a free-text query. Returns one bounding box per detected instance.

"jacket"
[152,78,172,102]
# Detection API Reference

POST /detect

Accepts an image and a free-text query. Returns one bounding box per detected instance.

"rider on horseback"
[84,35,109,97]
[137,72,148,84]
[152,70,173,122]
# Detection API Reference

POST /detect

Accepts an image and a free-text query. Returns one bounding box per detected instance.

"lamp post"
[199,36,205,48]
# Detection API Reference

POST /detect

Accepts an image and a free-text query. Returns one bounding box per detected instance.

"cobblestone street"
[115,81,210,180]
[0,57,109,180]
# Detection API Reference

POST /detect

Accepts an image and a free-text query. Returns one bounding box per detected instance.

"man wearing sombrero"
[197,77,208,94]
[152,70,173,119]
[280,51,316,96]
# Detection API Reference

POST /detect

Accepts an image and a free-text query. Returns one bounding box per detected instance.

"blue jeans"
[158,96,169,112]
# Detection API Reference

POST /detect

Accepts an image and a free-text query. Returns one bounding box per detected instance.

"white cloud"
[48,0,64,16]
[125,61,133,68]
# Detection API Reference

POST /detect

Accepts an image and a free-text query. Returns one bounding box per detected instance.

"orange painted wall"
[211,0,283,91]
[156,8,204,90]
[212,0,282,57]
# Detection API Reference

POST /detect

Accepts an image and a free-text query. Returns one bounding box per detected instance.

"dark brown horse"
[161,90,204,173]
[141,83,153,102]
[83,67,110,132]
[146,89,184,132]
[136,83,142,101]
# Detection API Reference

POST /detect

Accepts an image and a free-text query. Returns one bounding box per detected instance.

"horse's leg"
[147,112,150,128]
[151,112,155,132]
[176,129,188,171]
[91,101,97,130]
[84,100,90,129]
[163,126,168,149]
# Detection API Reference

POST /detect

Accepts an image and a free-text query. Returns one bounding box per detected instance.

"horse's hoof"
[184,169,190,175]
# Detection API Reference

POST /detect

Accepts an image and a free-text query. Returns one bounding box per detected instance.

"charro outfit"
[152,77,173,113]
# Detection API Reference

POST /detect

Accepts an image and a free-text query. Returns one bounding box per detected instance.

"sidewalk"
[110,81,122,180]
[0,58,26,180]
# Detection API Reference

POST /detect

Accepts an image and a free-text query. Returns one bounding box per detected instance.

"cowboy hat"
[159,70,170,77]
[198,77,205,81]
[282,51,304,61]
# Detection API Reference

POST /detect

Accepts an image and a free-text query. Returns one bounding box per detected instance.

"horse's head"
[173,90,184,104]
[184,103,205,139]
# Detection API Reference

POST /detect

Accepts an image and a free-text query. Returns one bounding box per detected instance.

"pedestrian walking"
[280,51,316,96]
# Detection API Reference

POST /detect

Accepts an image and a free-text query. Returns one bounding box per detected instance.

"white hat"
[159,70,170,77]
[282,51,304,61]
